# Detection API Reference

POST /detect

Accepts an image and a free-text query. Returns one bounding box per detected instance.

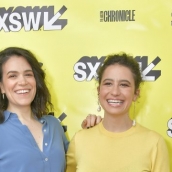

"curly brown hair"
[97,52,143,92]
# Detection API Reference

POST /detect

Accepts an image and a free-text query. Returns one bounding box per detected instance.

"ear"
[133,89,140,102]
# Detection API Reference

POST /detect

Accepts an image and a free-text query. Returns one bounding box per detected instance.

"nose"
[18,75,28,85]
[110,85,120,96]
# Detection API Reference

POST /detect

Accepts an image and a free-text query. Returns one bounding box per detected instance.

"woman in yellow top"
[66,52,170,172]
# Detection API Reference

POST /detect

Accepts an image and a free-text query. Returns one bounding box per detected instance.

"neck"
[102,114,134,133]
[7,105,33,121]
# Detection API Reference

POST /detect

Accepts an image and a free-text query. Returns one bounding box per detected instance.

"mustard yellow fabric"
[66,122,170,172]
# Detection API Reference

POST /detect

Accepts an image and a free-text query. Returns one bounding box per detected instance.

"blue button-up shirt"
[0,111,69,172]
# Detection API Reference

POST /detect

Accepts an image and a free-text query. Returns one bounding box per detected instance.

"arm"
[152,136,170,172]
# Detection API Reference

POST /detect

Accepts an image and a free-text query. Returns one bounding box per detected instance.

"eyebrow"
[7,69,33,75]
[102,78,131,84]
[102,78,113,82]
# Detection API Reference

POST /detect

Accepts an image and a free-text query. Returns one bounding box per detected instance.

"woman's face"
[98,64,139,117]
[0,55,36,110]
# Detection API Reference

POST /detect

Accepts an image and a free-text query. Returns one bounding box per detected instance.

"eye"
[104,82,112,86]
[120,83,129,87]
[9,74,16,78]
[25,72,34,77]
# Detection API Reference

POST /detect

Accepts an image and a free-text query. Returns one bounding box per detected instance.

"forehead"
[102,64,134,81]
[2,55,31,72]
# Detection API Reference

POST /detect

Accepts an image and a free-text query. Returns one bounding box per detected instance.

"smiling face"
[0,55,36,111]
[98,64,139,117]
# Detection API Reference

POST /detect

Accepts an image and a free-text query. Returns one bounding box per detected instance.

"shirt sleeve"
[151,136,170,172]
[55,118,69,153]
[65,134,77,172]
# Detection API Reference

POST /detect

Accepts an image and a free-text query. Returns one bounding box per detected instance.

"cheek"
[99,87,106,95]
[99,87,109,100]
[1,81,13,92]
[29,78,36,87]
[125,91,136,101]
[32,81,37,95]
[32,81,36,88]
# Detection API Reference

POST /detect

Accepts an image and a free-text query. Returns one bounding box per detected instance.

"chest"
[0,120,66,171]
[0,119,65,155]
[75,136,152,172]
[26,121,43,151]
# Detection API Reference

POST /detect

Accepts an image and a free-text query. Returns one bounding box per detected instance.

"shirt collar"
[3,110,46,124]
[3,110,16,122]
[38,117,46,124]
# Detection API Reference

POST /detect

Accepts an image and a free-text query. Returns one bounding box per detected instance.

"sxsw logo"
[135,56,161,81]
[0,5,67,32]
[167,118,172,138]
[74,56,105,82]
[73,56,161,82]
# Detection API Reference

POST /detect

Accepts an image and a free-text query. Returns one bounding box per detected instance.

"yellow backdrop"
[0,0,172,169]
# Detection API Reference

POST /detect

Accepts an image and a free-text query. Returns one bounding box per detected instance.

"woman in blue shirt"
[0,47,100,172]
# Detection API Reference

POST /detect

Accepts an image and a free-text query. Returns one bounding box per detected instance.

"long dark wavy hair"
[0,47,53,123]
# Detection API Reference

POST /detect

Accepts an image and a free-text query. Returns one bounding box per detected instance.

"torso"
[66,122,169,172]
[24,119,43,151]
[0,112,68,172]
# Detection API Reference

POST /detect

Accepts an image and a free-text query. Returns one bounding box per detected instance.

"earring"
[133,101,135,117]
[97,103,101,112]
[97,99,101,112]
[132,101,136,126]
[2,93,4,100]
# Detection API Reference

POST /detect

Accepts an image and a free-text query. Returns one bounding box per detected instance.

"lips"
[15,89,30,94]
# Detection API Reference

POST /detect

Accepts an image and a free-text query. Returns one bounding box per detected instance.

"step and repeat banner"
[0,0,172,169]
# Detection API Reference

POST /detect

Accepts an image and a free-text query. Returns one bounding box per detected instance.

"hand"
[81,114,102,129]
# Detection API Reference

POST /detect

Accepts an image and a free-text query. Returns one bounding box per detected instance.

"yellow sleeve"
[65,135,77,172]
[152,136,170,172]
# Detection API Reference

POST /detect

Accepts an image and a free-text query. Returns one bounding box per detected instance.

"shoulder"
[136,123,160,135]
[41,115,68,138]
[72,123,100,141]
[42,114,59,122]
[41,115,62,128]
[136,123,165,142]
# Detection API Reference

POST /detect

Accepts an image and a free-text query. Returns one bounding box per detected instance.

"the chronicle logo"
[100,10,135,22]
[0,5,67,32]
[167,118,172,137]
[73,56,161,82]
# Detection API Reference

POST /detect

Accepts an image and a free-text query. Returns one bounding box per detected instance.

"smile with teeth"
[107,100,123,104]
[15,90,29,94]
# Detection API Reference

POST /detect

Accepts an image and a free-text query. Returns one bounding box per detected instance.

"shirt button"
[44,129,46,132]
[45,143,48,146]
[40,120,43,123]
[45,158,48,161]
